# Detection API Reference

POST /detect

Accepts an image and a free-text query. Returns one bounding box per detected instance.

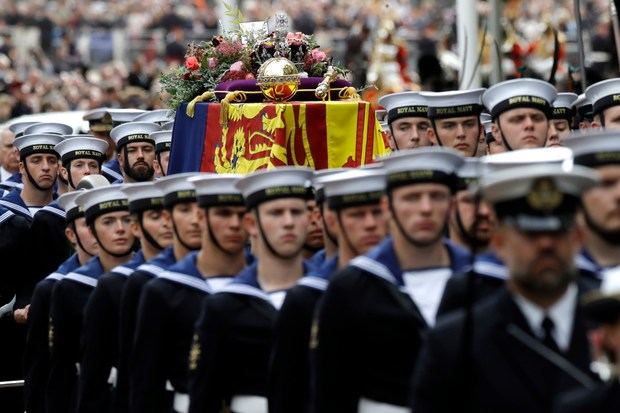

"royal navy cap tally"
[582,273,620,324]
[132,109,175,125]
[572,93,593,121]
[189,173,245,207]
[585,78,620,117]
[421,88,485,119]
[121,182,165,214]
[54,137,108,163]
[161,121,175,131]
[236,166,314,208]
[552,92,578,120]
[379,92,428,124]
[319,169,386,210]
[58,190,86,223]
[481,147,572,174]
[107,109,148,127]
[313,168,352,205]
[457,157,482,190]
[564,130,620,167]
[482,78,557,119]
[110,122,160,149]
[9,122,39,138]
[479,163,599,232]
[75,184,129,224]
[14,133,64,158]
[155,172,200,208]
[380,147,465,191]
[150,131,172,154]
[24,122,73,136]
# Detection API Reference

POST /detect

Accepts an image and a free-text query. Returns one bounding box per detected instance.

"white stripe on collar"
[473,260,508,280]
[45,272,64,281]
[297,276,329,291]
[102,165,123,181]
[0,199,31,218]
[575,254,599,274]
[40,205,66,218]
[350,255,398,285]
[1,180,22,188]
[64,272,98,287]
[0,210,14,224]
[219,282,287,309]
[112,266,135,276]
[158,271,212,293]
[136,263,167,277]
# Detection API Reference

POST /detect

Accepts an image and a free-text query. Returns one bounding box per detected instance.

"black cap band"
[19,144,59,159]
[156,141,172,154]
[61,150,105,163]
[245,185,312,209]
[456,177,478,192]
[315,187,326,205]
[593,94,620,116]
[197,193,245,208]
[577,104,594,121]
[163,190,196,208]
[129,198,164,214]
[388,105,428,124]
[85,199,129,225]
[327,191,384,210]
[427,104,483,120]
[552,107,575,121]
[65,206,84,224]
[574,151,620,167]
[491,96,552,119]
[116,134,154,149]
[387,170,458,193]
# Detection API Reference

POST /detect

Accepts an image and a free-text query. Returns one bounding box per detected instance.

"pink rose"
[245,73,255,80]
[208,57,218,69]
[230,61,244,72]
[311,49,327,61]
[286,32,305,45]
[185,56,200,71]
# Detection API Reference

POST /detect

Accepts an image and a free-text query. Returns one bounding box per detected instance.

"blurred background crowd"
[0,0,618,121]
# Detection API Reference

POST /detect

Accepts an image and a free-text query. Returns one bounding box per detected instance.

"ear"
[196,207,207,232]
[60,165,69,181]
[428,126,438,145]
[491,121,501,141]
[129,216,141,238]
[243,210,259,237]
[380,195,391,220]
[117,151,123,165]
[323,208,340,238]
[64,226,77,247]
[153,159,162,176]
[18,160,25,175]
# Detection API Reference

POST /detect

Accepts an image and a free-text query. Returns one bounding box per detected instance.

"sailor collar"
[135,246,176,277]
[473,251,508,280]
[298,255,338,291]
[45,253,81,281]
[38,200,66,219]
[0,189,33,220]
[111,250,145,277]
[64,256,105,287]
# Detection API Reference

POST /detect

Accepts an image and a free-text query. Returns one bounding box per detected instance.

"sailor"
[572,94,594,131]
[128,172,203,413]
[482,78,557,150]
[378,92,434,150]
[188,166,313,413]
[109,121,160,183]
[0,122,40,195]
[83,108,121,183]
[47,185,135,413]
[564,130,620,284]
[421,88,486,157]
[547,93,578,147]
[77,181,172,413]
[311,147,471,412]
[150,130,172,177]
[481,112,504,155]
[412,162,600,413]
[268,168,388,413]
[24,177,105,413]
[302,194,324,260]
[585,78,620,130]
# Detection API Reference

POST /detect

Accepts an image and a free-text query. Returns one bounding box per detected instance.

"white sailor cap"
[110,122,160,149]
[14,133,64,158]
[380,147,465,192]
[121,182,165,213]
[319,169,386,210]
[150,131,172,154]
[456,157,482,190]
[54,137,108,163]
[9,122,39,137]
[378,92,428,124]
[585,78,620,116]
[83,108,114,132]
[24,122,73,136]
[479,163,599,232]
[481,147,572,174]
[421,88,485,119]
[161,121,175,131]
[235,166,314,209]
[189,173,245,207]
[312,168,352,204]
[132,109,175,124]
[58,190,85,223]
[106,109,148,126]
[77,174,112,190]
[154,172,201,208]
[480,112,494,135]
[564,130,620,167]
[572,93,593,121]
[75,184,129,224]
[552,93,578,120]
[482,78,557,119]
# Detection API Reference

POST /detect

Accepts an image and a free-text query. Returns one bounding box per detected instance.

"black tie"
[541,316,560,352]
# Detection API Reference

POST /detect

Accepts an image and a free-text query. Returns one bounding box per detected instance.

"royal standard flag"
[168,101,390,174]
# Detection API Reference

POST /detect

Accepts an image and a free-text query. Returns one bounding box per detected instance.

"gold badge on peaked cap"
[527,178,563,211]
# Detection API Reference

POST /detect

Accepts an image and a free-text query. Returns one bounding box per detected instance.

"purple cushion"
[214,77,352,102]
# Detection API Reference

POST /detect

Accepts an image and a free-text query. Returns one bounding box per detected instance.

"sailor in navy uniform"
[131,174,247,413]
[78,182,172,413]
[151,130,172,177]
[109,121,160,183]
[311,148,471,413]
[47,185,135,413]
[546,93,578,147]
[24,185,104,413]
[585,78,620,130]
[554,276,620,413]
[421,88,486,157]
[188,167,314,413]
[268,168,388,413]
[482,78,557,151]
[412,162,601,413]
[572,94,594,131]
[378,92,434,150]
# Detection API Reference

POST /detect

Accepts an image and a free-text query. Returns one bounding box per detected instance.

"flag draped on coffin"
[168,101,390,174]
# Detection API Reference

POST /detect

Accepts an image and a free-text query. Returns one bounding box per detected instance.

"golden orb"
[256,57,300,102]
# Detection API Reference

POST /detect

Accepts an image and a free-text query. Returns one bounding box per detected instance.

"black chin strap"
[255,210,303,260]
[89,223,133,258]
[335,210,360,257]
[204,208,238,255]
[388,195,441,248]
[23,161,50,191]
[138,211,164,251]
[496,120,547,151]
[171,212,200,252]
[319,204,338,246]
[431,120,481,157]
[583,206,620,245]
[70,221,97,257]
[157,153,167,176]
[388,124,401,151]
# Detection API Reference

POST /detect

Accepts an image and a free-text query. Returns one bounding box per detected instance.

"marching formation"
[1,75,620,413]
